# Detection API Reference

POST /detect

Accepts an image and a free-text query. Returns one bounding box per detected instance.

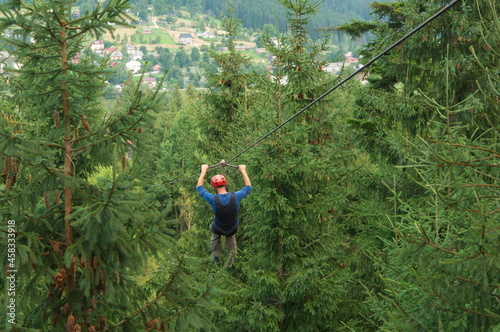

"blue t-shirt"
[196,185,252,212]
[197,185,252,234]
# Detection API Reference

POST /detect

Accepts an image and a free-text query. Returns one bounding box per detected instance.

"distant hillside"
[75,0,374,40]
[196,0,374,36]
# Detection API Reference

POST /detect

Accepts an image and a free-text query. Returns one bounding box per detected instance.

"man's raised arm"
[197,164,209,187]
[238,165,251,186]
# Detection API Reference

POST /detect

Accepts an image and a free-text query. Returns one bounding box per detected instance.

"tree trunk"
[60,25,75,315]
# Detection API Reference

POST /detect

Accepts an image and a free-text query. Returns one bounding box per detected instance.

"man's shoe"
[213,256,221,265]
[227,256,234,268]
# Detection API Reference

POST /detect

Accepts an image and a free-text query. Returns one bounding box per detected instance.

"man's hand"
[238,165,251,186]
[197,164,210,187]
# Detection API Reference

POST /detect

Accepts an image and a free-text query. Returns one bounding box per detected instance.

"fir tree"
[0,1,175,330]
[200,0,255,157]
[217,0,371,330]
[341,0,500,329]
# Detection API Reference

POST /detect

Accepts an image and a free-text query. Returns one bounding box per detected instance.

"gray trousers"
[210,224,237,259]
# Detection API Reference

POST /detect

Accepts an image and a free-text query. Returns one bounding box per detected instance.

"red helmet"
[211,174,227,188]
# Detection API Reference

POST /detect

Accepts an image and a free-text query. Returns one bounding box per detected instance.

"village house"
[142,77,157,89]
[102,47,124,61]
[110,51,123,61]
[323,63,344,75]
[104,47,117,54]
[196,31,216,39]
[151,64,162,73]
[90,40,104,54]
[179,33,193,45]
[126,45,136,54]
[129,50,144,61]
[126,60,141,73]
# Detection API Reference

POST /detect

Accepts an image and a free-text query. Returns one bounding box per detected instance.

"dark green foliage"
[201,1,256,156]
[364,133,500,330]
[341,0,500,329]
[0,0,177,330]
[152,86,208,227]
[3,0,497,330]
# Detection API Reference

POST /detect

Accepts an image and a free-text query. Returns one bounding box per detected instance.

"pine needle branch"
[429,140,500,158]
[147,262,230,331]
[412,268,495,318]
[106,255,186,330]
[406,234,457,255]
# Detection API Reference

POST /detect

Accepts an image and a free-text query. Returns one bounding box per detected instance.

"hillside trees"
[124,0,373,46]
[200,1,256,156]
[0,0,187,330]
[152,86,206,221]
[340,0,500,329]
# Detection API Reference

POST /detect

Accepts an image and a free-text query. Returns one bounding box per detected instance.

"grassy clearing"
[104,26,176,47]
[137,28,176,45]
[104,26,137,42]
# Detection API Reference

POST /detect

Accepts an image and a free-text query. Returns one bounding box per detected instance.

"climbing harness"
[152,0,461,187]
[213,193,239,236]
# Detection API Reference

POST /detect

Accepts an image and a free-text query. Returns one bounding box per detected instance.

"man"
[197,164,252,266]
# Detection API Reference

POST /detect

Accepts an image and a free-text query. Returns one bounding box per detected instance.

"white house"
[90,40,104,54]
[197,31,215,39]
[110,51,123,61]
[126,45,136,53]
[129,50,144,61]
[126,60,141,73]
[179,33,193,45]
[323,62,344,75]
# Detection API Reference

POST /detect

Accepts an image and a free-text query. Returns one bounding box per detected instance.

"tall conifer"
[200,0,255,157]
[0,1,174,330]
[341,0,500,329]
[219,0,368,330]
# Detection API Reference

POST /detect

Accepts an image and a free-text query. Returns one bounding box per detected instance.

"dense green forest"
[75,0,374,39]
[1,0,499,331]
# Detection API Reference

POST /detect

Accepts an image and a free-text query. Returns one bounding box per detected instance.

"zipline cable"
[154,0,461,187]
